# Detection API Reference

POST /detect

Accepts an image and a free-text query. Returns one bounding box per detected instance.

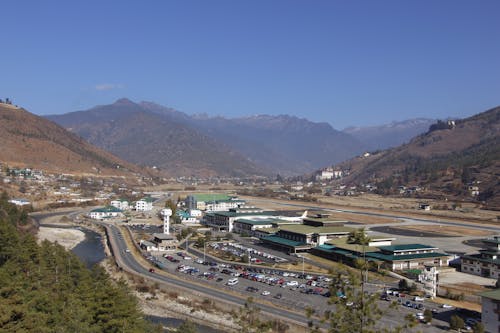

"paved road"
[32,209,448,331]
[105,223,312,328]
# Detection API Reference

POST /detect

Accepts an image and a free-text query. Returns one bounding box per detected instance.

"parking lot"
[140,249,453,330]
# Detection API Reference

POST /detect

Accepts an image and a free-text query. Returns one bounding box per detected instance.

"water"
[67,227,225,332]
[71,227,106,268]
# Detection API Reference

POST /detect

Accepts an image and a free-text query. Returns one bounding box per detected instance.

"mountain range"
[46,99,434,177]
[343,118,436,151]
[329,106,500,208]
[0,103,141,177]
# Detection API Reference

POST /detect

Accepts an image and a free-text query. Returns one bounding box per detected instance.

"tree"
[423,309,432,324]
[450,315,464,331]
[473,322,485,333]
[322,271,413,333]
[233,297,271,333]
[165,199,177,217]
[398,279,409,291]
[176,320,198,333]
[347,228,370,245]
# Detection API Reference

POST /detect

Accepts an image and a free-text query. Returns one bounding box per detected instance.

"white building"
[461,236,500,279]
[316,168,343,181]
[110,199,129,210]
[135,197,154,211]
[140,233,177,252]
[8,198,31,206]
[479,289,500,333]
[89,206,123,219]
[189,209,202,217]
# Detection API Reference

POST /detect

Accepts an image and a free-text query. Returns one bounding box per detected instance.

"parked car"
[227,278,239,286]
[261,291,270,296]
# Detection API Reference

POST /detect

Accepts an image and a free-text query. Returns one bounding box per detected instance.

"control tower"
[163,208,172,235]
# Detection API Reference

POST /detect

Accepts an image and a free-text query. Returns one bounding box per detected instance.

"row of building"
[202,208,452,273]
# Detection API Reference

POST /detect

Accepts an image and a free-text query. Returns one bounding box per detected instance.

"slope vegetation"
[335,106,500,208]
[0,104,140,176]
[0,193,156,332]
[48,99,264,178]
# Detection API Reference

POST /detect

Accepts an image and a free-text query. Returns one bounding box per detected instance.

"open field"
[386,224,494,237]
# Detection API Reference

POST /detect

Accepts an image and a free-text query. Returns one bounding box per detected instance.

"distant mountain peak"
[114,98,136,105]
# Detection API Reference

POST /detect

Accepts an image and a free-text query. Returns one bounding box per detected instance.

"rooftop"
[366,251,450,262]
[205,211,272,218]
[262,235,309,248]
[279,224,354,235]
[483,236,500,245]
[91,206,122,213]
[479,288,500,301]
[190,193,232,202]
[378,244,438,253]
[235,218,275,226]
[153,233,176,241]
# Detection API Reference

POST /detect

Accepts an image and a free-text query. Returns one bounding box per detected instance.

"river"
[66,225,225,332]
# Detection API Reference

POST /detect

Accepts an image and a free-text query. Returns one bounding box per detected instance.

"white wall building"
[135,197,154,211]
[110,199,129,210]
[461,236,500,279]
[8,198,31,206]
[89,206,123,219]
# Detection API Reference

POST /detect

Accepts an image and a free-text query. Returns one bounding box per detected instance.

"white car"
[286,281,298,287]
[261,291,270,296]
[227,278,239,286]
[441,304,453,308]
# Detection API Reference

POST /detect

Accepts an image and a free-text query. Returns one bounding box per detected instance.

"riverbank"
[37,226,86,250]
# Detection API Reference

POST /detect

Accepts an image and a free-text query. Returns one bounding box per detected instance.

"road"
[32,208,449,331]
[105,223,311,328]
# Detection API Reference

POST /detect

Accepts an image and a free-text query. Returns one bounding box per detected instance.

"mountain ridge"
[327,106,500,208]
[0,103,142,177]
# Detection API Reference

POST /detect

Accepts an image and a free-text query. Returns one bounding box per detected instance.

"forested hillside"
[0,193,157,332]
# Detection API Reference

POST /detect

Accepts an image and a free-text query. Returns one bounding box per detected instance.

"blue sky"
[1,1,499,129]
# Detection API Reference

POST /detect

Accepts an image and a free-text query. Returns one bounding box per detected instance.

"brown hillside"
[332,106,500,208]
[0,104,142,176]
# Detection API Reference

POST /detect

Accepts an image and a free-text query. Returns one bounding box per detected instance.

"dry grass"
[389,224,494,237]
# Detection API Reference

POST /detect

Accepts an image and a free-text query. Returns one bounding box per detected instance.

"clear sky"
[1,1,499,129]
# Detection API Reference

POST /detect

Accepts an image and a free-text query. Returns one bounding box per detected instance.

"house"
[110,199,129,210]
[89,206,123,219]
[261,224,354,254]
[8,198,31,206]
[185,193,244,211]
[135,197,154,211]
[140,233,177,252]
[367,244,450,271]
[176,210,199,224]
[312,242,451,271]
[479,289,500,333]
[202,207,270,232]
[419,203,431,211]
[461,236,500,279]
[232,218,276,236]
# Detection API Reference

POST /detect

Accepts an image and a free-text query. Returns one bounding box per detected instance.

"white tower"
[163,208,172,235]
